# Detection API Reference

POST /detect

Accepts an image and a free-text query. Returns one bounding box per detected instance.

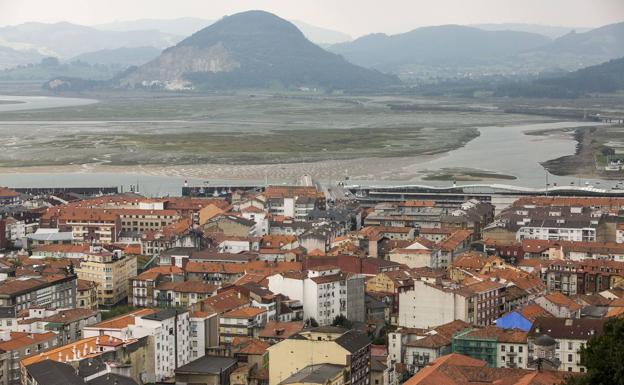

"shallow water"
[0,95,97,112]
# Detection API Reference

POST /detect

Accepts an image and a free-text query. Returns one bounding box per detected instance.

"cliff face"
[120,44,240,88]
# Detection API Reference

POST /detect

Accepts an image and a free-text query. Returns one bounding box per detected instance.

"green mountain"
[496,57,624,98]
[119,10,398,90]
[328,25,551,72]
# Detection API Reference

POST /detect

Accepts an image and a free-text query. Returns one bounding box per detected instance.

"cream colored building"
[267,327,370,385]
[75,247,137,306]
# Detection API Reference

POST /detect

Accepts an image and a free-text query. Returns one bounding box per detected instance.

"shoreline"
[0,153,442,182]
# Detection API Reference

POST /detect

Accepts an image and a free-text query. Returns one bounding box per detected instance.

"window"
[501,345,505,352]
[568,342,573,350]
[568,354,573,362]
[519,346,523,353]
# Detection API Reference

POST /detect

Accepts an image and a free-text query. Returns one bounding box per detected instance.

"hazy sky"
[1,0,623,36]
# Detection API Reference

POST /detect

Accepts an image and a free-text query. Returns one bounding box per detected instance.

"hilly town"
[0,182,622,385]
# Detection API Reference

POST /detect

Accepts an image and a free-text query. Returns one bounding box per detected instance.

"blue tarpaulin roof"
[495,311,532,332]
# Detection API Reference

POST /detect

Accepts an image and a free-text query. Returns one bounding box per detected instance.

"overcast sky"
[1,0,623,37]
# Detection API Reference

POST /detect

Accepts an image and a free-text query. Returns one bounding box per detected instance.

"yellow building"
[267,327,370,385]
[278,363,347,385]
[76,279,99,310]
[75,248,137,306]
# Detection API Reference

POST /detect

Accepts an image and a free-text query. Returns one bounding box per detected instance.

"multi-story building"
[0,188,21,206]
[140,218,202,256]
[534,292,582,319]
[76,279,98,310]
[116,207,180,233]
[398,279,506,329]
[131,309,191,381]
[40,207,121,244]
[83,308,192,382]
[0,330,58,385]
[398,279,474,329]
[16,308,100,346]
[20,334,149,385]
[485,205,601,243]
[128,266,185,307]
[154,281,218,308]
[528,317,605,373]
[268,266,365,326]
[219,306,268,344]
[267,327,370,385]
[75,247,137,306]
[541,258,624,295]
[388,320,470,375]
[452,326,528,369]
[366,270,415,317]
[189,310,218,360]
[264,186,324,221]
[0,275,77,316]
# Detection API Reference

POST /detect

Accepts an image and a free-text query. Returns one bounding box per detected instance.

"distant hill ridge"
[328,24,551,71]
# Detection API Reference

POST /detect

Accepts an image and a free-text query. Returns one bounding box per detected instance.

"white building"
[83,308,191,382]
[398,279,473,329]
[240,206,269,235]
[388,240,441,268]
[189,311,217,360]
[268,265,363,326]
[528,318,604,373]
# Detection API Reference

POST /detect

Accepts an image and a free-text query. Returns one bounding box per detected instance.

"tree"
[331,314,353,329]
[306,318,319,328]
[566,317,624,385]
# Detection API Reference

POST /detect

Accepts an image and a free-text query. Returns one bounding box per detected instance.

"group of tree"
[566,317,624,385]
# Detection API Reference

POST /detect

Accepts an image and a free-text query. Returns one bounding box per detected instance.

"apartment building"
[534,292,582,318]
[75,248,137,306]
[542,259,624,295]
[268,266,365,326]
[0,330,58,385]
[0,275,77,316]
[452,326,528,369]
[0,188,21,206]
[267,327,370,385]
[219,306,268,344]
[398,278,506,329]
[76,279,98,310]
[189,311,217,360]
[388,320,469,375]
[528,317,605,373]
[83,308,192,382]
[129,266,185,307]
[40,208,121,244]
[116,207,179,233]
[154,281,218,308]
[16,308,100,346]
[140,217,202,256]
[264,186,324,221]
[485,205,602,243]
